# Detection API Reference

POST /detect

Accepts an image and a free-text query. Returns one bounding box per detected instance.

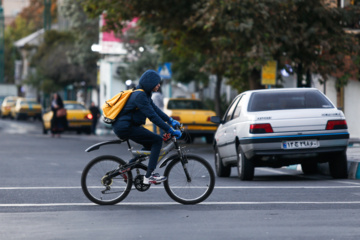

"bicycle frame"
[85,137,186,170]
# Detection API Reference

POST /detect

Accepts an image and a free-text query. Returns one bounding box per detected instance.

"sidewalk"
[318,138,360,179]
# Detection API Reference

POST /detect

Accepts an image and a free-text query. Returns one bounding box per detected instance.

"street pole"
[0,0,4,83]
[44,0,51,30]
[42,0,51,108]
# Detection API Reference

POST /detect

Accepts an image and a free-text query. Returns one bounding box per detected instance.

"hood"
[137,70,161,94]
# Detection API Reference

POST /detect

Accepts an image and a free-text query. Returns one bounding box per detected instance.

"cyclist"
[112,70,182,185]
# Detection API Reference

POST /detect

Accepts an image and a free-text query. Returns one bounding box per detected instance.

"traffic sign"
[158,63,172,79]
[261,60,277,86]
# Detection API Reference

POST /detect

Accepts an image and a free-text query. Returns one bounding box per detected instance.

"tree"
[4,0,57,84]
[82,0,228,114]
[81,0,360,115]
[18,0,57,31]
[191,0,359,88]
[60,0,99,86]
[30,30,89,94]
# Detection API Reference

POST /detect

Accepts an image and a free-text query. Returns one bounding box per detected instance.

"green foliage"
[4,0,57,85]
[80,0,360,114]
[4,17,37,84]
[30,30,89,94]
[60,0,99,85]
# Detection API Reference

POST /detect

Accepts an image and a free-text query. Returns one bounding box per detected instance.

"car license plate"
[282,140,319,149]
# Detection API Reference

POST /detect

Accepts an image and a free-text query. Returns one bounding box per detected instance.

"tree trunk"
[248,68,262,90]
[215,73,223,116]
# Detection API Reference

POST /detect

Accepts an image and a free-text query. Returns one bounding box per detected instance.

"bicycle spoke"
[81,156,132,205]
[164,156,215,204]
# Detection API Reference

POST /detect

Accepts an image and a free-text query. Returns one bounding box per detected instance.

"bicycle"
[81,127,215,205]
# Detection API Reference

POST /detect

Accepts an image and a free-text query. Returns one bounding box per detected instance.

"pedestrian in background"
[89,101,101,135]
[151,83,164,135]
[50,93,67,138]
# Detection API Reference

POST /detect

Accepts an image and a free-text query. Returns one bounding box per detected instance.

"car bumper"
[67,120,92,129]
[1,109,11,116]
[240,132,349,159]
[16,112,42,117]
[183,124,217,135]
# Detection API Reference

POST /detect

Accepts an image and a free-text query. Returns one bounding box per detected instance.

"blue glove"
[169,117,181,128]
[168,127,182,139]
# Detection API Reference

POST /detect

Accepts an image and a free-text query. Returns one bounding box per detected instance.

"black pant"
[113,123,163,177]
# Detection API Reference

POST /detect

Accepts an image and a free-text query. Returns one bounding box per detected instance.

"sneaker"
[143,173,167,185]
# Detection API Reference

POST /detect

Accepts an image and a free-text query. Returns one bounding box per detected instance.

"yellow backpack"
[102,89,144,124]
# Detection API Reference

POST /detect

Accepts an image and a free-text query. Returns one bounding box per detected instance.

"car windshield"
[248,90,334,112]
[167,100,208,110]
[64,103,86,110]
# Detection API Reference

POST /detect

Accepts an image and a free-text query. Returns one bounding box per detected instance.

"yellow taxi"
[42,100,93,134]
[11,98,42,120]
[1,96,18,118]
[145,98,217,143]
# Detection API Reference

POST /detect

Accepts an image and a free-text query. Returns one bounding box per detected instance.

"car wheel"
[214,146,231,177]
[328,151,348,179]
[237,145,254,181]
[205,135,214,144]
[85,127,92,135]
[301,160,318,175]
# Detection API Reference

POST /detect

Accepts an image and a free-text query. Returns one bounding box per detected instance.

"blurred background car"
[11,98,42,120]
[0,96,5,116]
[42,100,93,134]
[145,98,217,143]
[211,88,349,180]
[1,96,18,118]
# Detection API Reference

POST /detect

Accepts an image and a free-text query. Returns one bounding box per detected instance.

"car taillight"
[326,120,347,130]
[86,114,93,120]
[171,116,181,121]
[207,117,211,122]
[250,123,273,133]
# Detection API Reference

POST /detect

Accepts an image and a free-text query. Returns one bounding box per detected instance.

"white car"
[211,88,349,180]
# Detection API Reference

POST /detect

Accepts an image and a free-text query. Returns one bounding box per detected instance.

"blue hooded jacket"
[113,70,171,137]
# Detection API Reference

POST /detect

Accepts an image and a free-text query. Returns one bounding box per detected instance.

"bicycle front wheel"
[163,155,215,204]
[81,155,133,205]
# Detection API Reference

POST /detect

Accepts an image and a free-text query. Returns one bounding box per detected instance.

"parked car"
[144,98,217,143]
[42,100,93,134]
[11,98,42,120]
[1,96,18,118]
[0,96,5,116]
[211,88,349,180]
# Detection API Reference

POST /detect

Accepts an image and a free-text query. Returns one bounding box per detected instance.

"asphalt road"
[1,119,360,240]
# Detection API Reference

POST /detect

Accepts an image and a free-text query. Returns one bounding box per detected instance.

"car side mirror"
[210,116,222,124]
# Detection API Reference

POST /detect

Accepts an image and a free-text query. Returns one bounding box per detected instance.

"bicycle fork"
[175,141,192,182]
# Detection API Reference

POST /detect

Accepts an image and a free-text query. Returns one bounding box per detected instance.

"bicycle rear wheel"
[163,155,215,204]
[81,155,133,205]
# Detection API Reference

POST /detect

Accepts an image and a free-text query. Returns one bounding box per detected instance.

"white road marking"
[1,185,360,190]
[334,180,360,185]
[1,201,360,207]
